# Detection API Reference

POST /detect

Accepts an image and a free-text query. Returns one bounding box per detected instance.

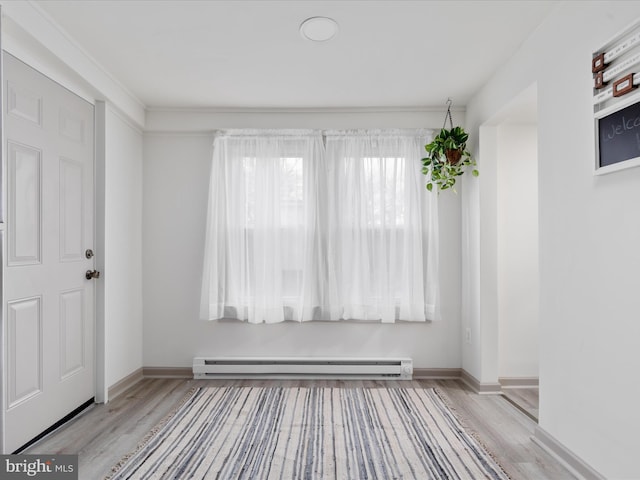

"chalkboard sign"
[598,99,640,168]
[592,16,640,174]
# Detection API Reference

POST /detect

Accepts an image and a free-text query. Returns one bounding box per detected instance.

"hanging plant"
[421,100,479,192]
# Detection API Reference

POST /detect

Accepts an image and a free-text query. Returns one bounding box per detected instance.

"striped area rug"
[107,387,510,480]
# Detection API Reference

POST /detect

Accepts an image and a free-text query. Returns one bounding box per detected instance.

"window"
[325,131,438,322]
[200,129,439,324]
[238,155,308,307]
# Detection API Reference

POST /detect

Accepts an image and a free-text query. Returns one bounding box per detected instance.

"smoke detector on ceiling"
[299,16,339,42]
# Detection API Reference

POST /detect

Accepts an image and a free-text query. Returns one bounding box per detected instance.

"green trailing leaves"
[420,126,478,193]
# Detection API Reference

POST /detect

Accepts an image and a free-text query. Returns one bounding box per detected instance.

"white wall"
[497,125,538,379]
[0,6,147,392]
[142,110,463,369]
[104,107,144,387]
[465,2,640,477]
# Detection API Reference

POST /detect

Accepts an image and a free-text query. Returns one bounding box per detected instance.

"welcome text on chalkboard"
[598,100,640,168]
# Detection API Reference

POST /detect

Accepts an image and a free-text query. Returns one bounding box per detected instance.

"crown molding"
[145,105,466,115]
[2,0,146,127]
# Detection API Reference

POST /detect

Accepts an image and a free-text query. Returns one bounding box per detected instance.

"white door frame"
[1,4,6,454]
[94,101,107,405]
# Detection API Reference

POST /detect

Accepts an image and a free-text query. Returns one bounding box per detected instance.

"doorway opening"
[484,84,540,420]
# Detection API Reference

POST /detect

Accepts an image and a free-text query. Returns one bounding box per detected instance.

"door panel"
[59,157,84,261]
[7,81,43,126]
[7,297,42,408]
[59,288,85,379]
[7,141,42,265]
[3,53,95,453]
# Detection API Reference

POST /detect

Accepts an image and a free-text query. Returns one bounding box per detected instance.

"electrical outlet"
[465,328,471,344]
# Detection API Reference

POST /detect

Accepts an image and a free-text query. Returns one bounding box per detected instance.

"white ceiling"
[33,0,557,109]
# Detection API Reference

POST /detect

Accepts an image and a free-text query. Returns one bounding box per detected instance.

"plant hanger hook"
[443,98,454,130]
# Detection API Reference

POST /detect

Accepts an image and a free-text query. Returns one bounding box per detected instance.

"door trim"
[1,3,6,455]
[94,101,107,404]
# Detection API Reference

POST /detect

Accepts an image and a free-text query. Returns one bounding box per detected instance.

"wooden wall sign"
[594,19,640,175]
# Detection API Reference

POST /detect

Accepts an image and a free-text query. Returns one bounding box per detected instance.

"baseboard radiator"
[193,357,413,380]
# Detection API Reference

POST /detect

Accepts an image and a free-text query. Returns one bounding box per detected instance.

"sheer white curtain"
[325,129,439,322]
[200,128,439,324]
[200,130,335,324]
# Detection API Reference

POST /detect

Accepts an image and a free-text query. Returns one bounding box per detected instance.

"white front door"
[3,53,96,453]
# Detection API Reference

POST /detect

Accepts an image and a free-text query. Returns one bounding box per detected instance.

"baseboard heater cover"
[193,357,413,380]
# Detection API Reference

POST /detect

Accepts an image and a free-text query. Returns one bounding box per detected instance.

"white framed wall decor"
[593,18,640,175]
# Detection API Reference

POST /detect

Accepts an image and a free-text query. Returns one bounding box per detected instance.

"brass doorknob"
[85,270,101,280]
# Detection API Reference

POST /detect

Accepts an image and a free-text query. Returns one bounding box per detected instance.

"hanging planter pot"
[445,148,462,165]
[421,100,479,192]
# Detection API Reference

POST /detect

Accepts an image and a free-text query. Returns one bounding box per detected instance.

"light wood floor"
[25,379,573,480]
[502,387,539,422]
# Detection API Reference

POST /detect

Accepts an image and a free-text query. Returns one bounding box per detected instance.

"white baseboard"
[108,367,143,400]
[412,368,462,379]
[499,377,539,388]
[460,370,502,394]
[142,367,192,378]
[532,426,605,480]
[106,367,190,403]
[138,366,506,393]
[142,367,465,381]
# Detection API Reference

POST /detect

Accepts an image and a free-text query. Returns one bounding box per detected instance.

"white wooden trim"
[412,368,463,379]
[94,101,107,404]
[499,377,539,388]
[108,368,143,400]
[145,105,466,114]
[0,0,145,127]
[533,426,606,480]
[144,367,465,380]
[143,132,214,138]
[144,107,458,134]
[106,103,144,137]
[461,370,502,394]
[142,367,192,378]
[0,4,6,454]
